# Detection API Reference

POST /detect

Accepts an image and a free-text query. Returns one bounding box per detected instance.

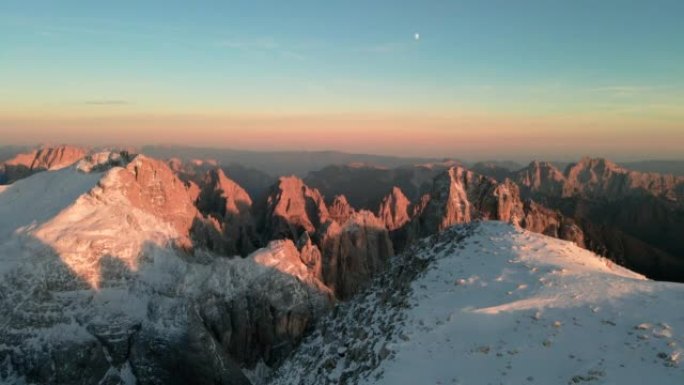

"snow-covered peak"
[0,163,332,384]
[0,154,196,289]
[269,221,684,385]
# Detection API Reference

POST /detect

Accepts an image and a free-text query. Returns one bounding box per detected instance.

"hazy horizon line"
[3,142,684,165]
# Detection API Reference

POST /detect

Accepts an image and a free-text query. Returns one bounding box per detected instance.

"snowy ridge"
[32,166,181,289]
[0,161,327,384]
[267,221,684,385]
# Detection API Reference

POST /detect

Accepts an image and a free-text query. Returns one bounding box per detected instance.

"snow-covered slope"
[0,158,329,385]
[0,167,101,240]
[268,222,684,385]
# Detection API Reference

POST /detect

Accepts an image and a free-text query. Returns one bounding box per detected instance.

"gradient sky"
[1,0,683,161]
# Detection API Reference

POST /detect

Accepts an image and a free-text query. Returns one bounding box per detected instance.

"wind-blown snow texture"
[268,222,684,385]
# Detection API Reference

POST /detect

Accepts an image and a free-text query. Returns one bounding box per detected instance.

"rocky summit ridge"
[0,146,683,384]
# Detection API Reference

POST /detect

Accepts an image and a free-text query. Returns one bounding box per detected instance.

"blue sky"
[0,1,682,160]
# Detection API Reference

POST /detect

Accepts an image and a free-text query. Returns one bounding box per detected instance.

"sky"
[1,0,683,161]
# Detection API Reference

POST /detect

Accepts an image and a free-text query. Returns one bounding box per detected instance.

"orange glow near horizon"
[1,111,682,161]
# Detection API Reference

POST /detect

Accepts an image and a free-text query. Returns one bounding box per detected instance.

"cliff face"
[520,201,585,247]
[304,163,451,210]
[194,168,259,256]
[319,211,394,300]
[0,145,88,184]
[513,157,684,281]
[328,194,355,224]
[364,167,585,255]
[377,187,412,231]
[515,160,565,197]
[167,157,275,199]
[563,157,684,202]
[258,177,395,300]
[516,157,684,203]
[261,176,330,241]
[417,167,526,235]
[418,167,476,233]
[117,155,201,249]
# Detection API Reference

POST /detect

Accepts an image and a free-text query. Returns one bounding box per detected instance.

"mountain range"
[0,145,682,384]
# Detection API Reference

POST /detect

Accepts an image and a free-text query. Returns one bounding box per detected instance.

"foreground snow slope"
[270,222,684,385]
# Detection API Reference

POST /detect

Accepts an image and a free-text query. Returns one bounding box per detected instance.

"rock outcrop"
[296,232,325,284]
[417,167,525,235]
[515,160,565,197]
[260,176,329,241]
[0,158,333,384]
[167,158,275,200]
[304,163,448,210]
[520,201,585,247]
[194,168,258,256]
[388,167,586,253]
[254,177,398,299]
[377,187,412,231]
[516,157,684,203]
[513,158,684,281]
[0,145,87,184]
[328,195,355,224]
[75,150,134,173]
[202,240,332,367]
[563,157,683,202]
[319,211,394,300]
[116,155,201,250]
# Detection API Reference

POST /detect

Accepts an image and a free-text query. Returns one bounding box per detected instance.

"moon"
[414,33,420,41]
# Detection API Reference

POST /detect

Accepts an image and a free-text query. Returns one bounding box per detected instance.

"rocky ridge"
[0,153,331,385]
[516,157,684,202]
[2,146,684,384]
[0,145,87,184]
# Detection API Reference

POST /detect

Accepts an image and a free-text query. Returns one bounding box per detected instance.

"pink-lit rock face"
[117,155,200,250]
[199,168,253,217]
[22,145,87,170]
[516,157,684,203]
[297,232,324,283]
[479,180,525,224]
[262,176,329,240]
[414,167,520,231]
[411,193,431,218]
[32,154,201,288]
[412,166,585,248]
[0,145,88,183]
[252,238,330,296]
[378,187,411,231]
[563,157,684,201]
[328,194,355,224]
[516,160,565,196]
[428,167,476,229]
[259,176,396,299]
